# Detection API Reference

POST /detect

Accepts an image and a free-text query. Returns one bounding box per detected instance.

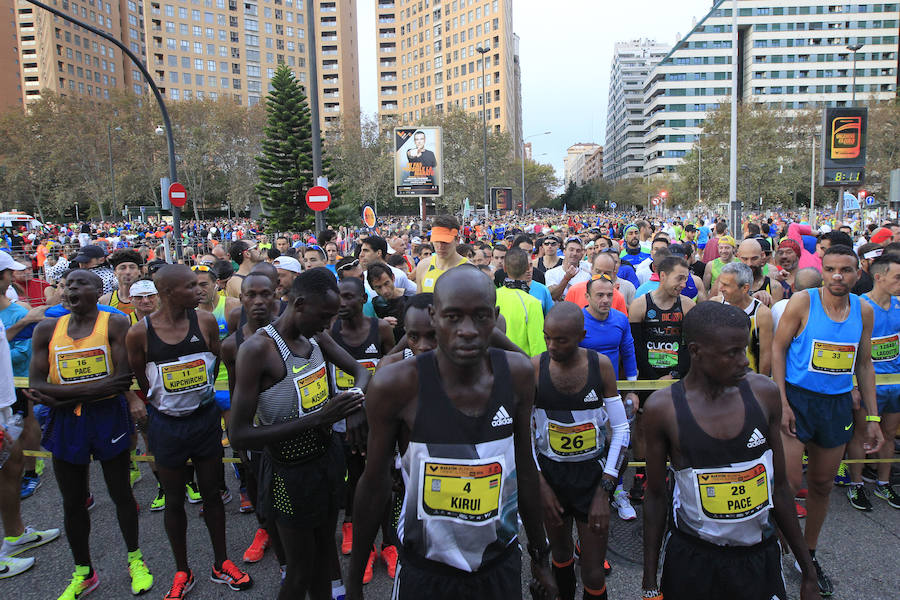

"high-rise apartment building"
[375,0,523,155]
[563,142,601,187]
[603,38,669,183]
[1,0,359,130]
[0,1,23,109]
[640,0,900,177]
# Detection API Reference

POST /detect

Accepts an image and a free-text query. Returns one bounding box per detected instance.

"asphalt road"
[7,462,900,599]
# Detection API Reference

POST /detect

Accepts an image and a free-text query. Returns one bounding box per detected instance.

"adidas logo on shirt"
[746,428,767,448]
[491,406,513,427]
[583,390,600,404]
[190,335,200,343]
[365,344,378,354]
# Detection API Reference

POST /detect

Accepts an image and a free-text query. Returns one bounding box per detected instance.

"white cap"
[0,252,27,272]
[130,280,158,296]
[273,256,302,274]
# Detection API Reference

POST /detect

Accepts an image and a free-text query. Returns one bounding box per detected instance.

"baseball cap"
[411,236,423,245]
[73,244,106,263]
[129,280,158,297]
[0,252,27,272]
[273,256,302,274]
[871,227,893,245]
[718,235,736,248]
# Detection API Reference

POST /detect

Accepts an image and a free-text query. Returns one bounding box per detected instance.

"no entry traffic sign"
[305,186,331,212]
[168,182,187,208]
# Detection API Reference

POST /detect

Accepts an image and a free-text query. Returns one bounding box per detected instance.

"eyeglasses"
[337,259,360,272]
[190,265,211,272]
[542,240,558,246]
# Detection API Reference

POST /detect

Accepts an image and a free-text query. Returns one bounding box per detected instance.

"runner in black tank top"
[628,256,695,504]
[228,268,371,600]
[346,266,557,600]
[641,302,819,600]
[532,303,629,600]
[331,277,396,580]
[219,273,285,567]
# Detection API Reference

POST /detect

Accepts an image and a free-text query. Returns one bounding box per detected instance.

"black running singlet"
[638,294,687,379]
[329,317,381,392]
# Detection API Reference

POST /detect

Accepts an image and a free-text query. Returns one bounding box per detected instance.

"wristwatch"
[599,477,617,495]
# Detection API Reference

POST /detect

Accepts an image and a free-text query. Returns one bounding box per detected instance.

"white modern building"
[564,142,602,186]
[603,39,670,183]
[640,0,899,178]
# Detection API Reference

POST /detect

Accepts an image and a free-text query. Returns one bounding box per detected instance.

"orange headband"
[430,227,458,243]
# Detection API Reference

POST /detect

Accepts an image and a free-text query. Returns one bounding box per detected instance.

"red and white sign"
[305,186,331,212]
[651,197,661,207]
[168,182,187,208]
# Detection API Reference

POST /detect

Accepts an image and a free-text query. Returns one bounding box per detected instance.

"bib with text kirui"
[56,346,110,383]
[871,334,899,362]
[809,340,857,374]
[694,463,771,521]
[294,365,329,414]
[547,420,598,458]
[333,359,378,390]
[161,358,209,393]
[419,456,504,524]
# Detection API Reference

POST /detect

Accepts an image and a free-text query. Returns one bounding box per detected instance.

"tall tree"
[255,64,315,231]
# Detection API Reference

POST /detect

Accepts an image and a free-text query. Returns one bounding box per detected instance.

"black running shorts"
[392,545,522,600]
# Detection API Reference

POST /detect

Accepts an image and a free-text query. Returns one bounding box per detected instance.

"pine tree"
[256,65,314,231]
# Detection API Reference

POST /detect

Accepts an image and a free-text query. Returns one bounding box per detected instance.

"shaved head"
[545,300,584,332]
[434,264,495,309]
[794,267,823,292]
[250,261,279,285]
[153,264,192,292]
[66,268,103,293]
[242,272,276,293]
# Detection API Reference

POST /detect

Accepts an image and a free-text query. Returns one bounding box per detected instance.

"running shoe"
[381,545,398,579]
[341,522,353,555]
[794,488,808,499]
[833,463,850,486]
[164,571,194,599]
[1,525,61,557]
[847,485,873,511]
[130,464,142,488]
[185,482,202,504]
[58,566,99,600]
[85,494,95,511]
[873,483,900,509]
[362,548,376,584]
[861,465,879,484]
[20,474,40,499]
[612,489,637,521]
[629,473,645,504]
[128,556,154,595]
[221,489,232,505]
[242,528,269,563]
[210,559,252,590]
[238,491,254,513]
[0,555,34,579]
[35,458,44,476]
[150,488,165,512]
[795,502,807,518]
[811,558,834,597]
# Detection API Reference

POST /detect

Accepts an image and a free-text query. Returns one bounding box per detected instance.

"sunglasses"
[337,259,360,272]
[542,240,558,246]
[191,265,211,272]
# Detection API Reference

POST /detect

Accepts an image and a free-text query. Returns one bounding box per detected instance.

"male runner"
[563,252,628,314]
[843,254,900,509]
[533,303,630,600]
[347,265,557,600]
[100,249,143,324]
[772,245,883,595]
[0,319,60,580]
[495,248,546,357]
[702,234,736,294]
[225,240,261,298]
[628,256,695,502]
[376,294,438,369]
[416,215,468,293]
[642,301,820,600]
[229,268,370,600]
[29,269,153,598]
[304,245,329,271]
[365,262,408,341]
[126,264,251,599]
[359,235,417,297]
[774,238,802,293]
[711,262,774,376]
[618,224,650,268]
[736,239,783,306]
[219,273,286,570]
[546,237,590,301]
[273,256,303,301]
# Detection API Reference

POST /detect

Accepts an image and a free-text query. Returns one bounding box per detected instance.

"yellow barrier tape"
[14,373,900,392]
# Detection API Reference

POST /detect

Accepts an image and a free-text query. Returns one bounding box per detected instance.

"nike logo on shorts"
[844,423,853,431]
[111,433,128,444]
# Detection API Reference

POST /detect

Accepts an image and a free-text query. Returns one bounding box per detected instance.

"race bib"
[333,359,378,391]
[871,334,899,363]
[56,346,109,383]
[160,358,210,393]
[295,366,329,414]
[648,346,678,368]
[809,340,857,374]
[419,457,504,524]
[695,463,771,521]
[547,420,598,458]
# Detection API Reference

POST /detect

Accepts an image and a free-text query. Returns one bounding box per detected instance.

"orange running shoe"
[795,502,807,519]
[164,571,195,599]
[210,559,253,590]
[362,548,376,584]
[242,528,269,563]
[381,545,398,579]
[341,522,353,555]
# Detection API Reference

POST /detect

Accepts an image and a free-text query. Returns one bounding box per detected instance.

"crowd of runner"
[0,211,898,600]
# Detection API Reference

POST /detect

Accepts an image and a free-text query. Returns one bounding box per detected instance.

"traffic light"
[659,190,668,199]
[592,204,596,210]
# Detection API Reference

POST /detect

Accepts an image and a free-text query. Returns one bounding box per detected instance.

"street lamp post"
[521,131,551,215]
[306,0,326,235]
[847,42,864,105]
[107,124,122,212]
[476,45,490,211]
[23,0,181,258]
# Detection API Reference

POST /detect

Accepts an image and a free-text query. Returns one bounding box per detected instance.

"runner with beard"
[736,239,783,307]
[773,239,801,297]
[618,225,650,268]
[100,250,143,325]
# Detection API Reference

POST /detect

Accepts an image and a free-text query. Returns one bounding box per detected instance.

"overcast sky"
[356,0,715,178]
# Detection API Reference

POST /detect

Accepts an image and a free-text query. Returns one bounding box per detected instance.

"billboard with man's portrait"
[394,127,443,197]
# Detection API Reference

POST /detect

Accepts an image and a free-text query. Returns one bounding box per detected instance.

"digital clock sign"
[821,107,867,188]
